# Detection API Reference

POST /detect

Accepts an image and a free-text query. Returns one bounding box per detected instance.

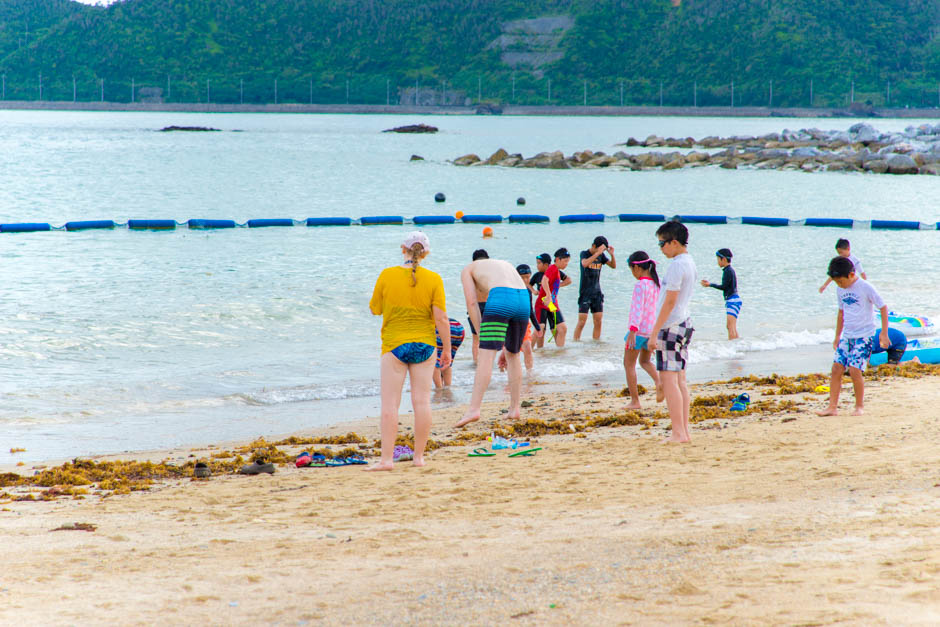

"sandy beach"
[2,366,939,625]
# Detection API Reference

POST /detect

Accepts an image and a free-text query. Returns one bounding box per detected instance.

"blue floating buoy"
[677,215,728,224]
[804,218,854,228]
[306,217,353,226]
[413,216,456,225]
[0,222,52,233]
[128,219,177,230]
[361,216,405,225]
[460,214,503,223]
[246,219,295,228]
[742,216,790,227]
[434,192,446,203]
[559,213,605,223]
[188,219,236,229]
[64,220,116,231]
[618,213,666,222]
[870,219,921,230]
[508,214,549,223]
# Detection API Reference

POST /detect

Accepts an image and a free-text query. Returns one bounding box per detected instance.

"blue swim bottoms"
[834,336,873,371]
[479,287,531,353]
[390,342,435,364]
[624,334,649,351]
[725,294,742,318]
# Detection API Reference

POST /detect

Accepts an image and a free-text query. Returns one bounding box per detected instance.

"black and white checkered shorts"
[656,319,694,372]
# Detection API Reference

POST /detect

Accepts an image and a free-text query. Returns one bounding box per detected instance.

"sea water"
[0,110,937,462]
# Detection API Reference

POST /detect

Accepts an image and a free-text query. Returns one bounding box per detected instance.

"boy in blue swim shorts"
[433,318,465,388]
[700,248,740,340]
[456,258,532,428]
[818,256,889,417]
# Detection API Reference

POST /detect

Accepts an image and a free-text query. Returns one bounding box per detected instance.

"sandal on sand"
[325,457,350,467]
[295,452,312,468]
[468,448,495,457]
[193,462,211,478]
[508,447,542,457]
[393,445,414,462]
[730,393,750,412]
[345,455,367,465]
[239,460,276,475]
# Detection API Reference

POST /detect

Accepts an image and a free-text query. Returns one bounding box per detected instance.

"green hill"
[1,0,939,107]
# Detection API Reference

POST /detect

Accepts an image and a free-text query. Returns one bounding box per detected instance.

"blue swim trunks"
[834,336,874,371]
[390,342,435,364]
[623,333,650,351]
[479,287,530,353]
[725,294,742,318]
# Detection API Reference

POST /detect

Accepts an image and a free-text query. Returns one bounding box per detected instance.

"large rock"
[885,154,918,174]
[662,155,686,170]
[572,150,595,164]
[919,164,940,175]
[685,151,709,163]
[851,123,879,144]
[484,148,509,165]
[496,156,522,167]
[585,155,617,167]
[634,152,664,167]
[384,124,438,133]
[454,154,481,166]
[864,159,888,174]
[644,135,665,147]
[719,160,738,170]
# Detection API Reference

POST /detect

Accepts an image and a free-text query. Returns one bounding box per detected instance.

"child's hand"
[700,279,709,287]
[626,332,635,350]
[879,331,890,349]
[832,338,840,350]
[439,353,451,370]
[647,335,658,352]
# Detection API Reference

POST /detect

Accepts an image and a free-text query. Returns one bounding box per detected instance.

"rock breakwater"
[452,123,940,175]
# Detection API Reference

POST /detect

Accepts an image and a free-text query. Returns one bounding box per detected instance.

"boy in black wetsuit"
[700,248,740,340]
[574,236,616,341]
[530,253,571,348]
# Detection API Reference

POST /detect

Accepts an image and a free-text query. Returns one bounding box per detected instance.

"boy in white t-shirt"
[819,238,867,293]
[648,221,697,443]
[817,256,889,417]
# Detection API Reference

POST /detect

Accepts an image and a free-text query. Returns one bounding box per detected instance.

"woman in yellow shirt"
[368,231,451,470]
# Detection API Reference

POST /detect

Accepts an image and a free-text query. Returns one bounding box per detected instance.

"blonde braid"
[409,243,425,286]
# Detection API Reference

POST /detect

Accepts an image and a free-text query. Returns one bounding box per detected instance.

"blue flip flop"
[730,393,750,412]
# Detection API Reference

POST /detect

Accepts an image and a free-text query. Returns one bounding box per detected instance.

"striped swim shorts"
[725,294,742,318]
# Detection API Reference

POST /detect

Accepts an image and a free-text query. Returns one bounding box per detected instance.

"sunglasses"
[657,239,672,248]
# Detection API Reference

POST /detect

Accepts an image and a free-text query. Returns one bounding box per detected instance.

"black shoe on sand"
[239,460,275,475]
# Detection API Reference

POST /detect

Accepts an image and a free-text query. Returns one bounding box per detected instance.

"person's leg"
[592,311,603,340]
[367,352,408,470]
[624,347,642,409]
[848,366,865,415]
[456,347,498,427]
[817,362,845,416]
[432,367,443,388]
[574,312,588,341]
[442,366,453,386]
[678,368,691,438]
[522,340,534,370]
[638,348,660,395]
[726,314,735,340]
[555,321,567,347]
[471,334,480,363]
[660,371,689,442]
[407,355,436,466]
[505,351,523,418]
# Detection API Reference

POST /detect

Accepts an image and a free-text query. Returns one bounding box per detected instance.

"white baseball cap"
[402,231,430,251]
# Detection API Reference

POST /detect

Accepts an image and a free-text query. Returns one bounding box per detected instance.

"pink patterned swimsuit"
[628,277,659,338]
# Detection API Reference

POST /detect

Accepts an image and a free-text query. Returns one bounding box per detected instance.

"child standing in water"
[624,251,661,409]
[701,248,740,340]
[819,238,866,293]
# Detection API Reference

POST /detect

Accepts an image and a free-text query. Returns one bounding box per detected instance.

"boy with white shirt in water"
[647,221,697,444]
[819,238,867,293]
[817,256,889,417]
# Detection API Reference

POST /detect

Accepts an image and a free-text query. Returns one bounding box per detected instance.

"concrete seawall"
[1,101,938,118]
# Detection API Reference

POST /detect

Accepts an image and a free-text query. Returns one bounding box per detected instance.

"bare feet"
[816,407,838,416]
[365,462,394,471]
[506,409,520,420]
[656,385,665,403]
[412,458,426,467]
[455,412,480,428]
[662,435,690,444]
[625,401,642,410]
[852,406,864,416]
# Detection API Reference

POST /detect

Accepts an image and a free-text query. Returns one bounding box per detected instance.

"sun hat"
[402,231,430,251]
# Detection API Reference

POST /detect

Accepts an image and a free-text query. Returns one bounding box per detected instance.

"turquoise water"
[0,111,937,462]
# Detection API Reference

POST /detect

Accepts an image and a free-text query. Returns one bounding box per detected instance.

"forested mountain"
[1,0,939,107]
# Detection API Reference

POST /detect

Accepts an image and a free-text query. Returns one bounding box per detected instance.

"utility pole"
[512,71,515,103]
[850,80,855,103]
[38,73,42,101]
[547,78,551,103]
[346,79,349,104]
[693,81,697,107]
[2,74,5,100]
[167,75,171,102]
[101,78,104,102]
[240,78,244,105]
[386,78,390,106]
[206,78,210,104]
[415,76,418,105]
[583,80,587,106]
[769,80,773,107]
[310,78,313,105]
[810,79,813,107]
[886,80,891,106]
[477,75,481,102]
[659,81,663,107]
[131,77,135,103]
[274,78,278,104]
[731,80,734,107]
[72,75,76,102]
[620,80,623,107]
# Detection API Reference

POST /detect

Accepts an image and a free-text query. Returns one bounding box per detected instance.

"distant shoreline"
[2,100,940,118]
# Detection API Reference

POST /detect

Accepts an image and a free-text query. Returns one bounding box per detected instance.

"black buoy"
[434,192,446,203]
[516,197,526,206]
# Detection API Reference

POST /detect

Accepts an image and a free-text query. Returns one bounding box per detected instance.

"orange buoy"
[482,226,494,237]
[455,211,464,219]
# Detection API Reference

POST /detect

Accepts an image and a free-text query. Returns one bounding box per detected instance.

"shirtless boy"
[455,258,532,427]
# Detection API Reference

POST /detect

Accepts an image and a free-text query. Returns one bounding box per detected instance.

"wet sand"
[1,370,938,625]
